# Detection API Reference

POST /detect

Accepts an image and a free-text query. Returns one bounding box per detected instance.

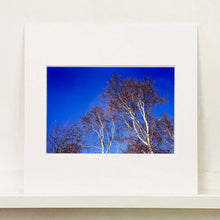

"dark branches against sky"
[47,67,174,154]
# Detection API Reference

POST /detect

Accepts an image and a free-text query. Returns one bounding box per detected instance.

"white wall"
[0,0,220,218]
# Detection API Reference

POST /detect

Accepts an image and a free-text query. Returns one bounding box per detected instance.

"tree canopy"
[47,73,174,154]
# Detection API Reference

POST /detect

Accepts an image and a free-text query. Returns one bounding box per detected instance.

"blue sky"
[47,67,174,134]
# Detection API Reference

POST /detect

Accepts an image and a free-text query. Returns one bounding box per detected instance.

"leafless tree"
[103,73,174,153]
[47,121,82,153]
[80,106,121,153]
[123,113,174,153]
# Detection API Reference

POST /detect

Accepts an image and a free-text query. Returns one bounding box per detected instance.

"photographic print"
[47,67,174,154]
[25,25,197,195]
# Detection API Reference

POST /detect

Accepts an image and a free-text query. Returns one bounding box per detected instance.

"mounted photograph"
[25,24,197,195]
[47,67,174,154]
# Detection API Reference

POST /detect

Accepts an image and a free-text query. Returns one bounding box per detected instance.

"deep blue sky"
[47,67,174,133]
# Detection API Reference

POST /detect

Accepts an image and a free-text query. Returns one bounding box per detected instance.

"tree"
[123,113,174,153]
[150,113,174,153]
[47,121,82,153]
[103,73,174,153]
[80,106,121,153]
